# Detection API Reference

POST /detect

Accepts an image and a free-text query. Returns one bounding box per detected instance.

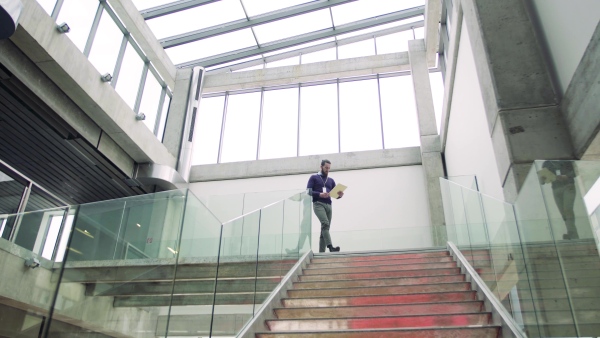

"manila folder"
[330,184,347,199]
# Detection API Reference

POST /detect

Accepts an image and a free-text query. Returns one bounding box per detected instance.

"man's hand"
[337,191,344,198]
[319,192,330,198]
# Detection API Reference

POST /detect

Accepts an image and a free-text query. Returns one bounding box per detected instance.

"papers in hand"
[329,184,347,199]
[537,168,556,184]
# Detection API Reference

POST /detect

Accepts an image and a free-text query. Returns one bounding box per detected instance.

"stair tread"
[256,325,501,337]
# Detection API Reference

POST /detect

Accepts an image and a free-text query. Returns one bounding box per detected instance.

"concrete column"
[161,67,205,182]
[408,39,446,245]
[461,0,574,201]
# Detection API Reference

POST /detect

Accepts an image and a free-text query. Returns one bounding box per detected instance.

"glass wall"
[192,72,431,164]
[34,0,172,141]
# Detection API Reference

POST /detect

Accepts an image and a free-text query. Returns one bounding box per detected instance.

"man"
[541,160,579,240]
[307,160,344,252]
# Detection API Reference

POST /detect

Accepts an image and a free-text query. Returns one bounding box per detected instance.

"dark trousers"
[313,202,333,252]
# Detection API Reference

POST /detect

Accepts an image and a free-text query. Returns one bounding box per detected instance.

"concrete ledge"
[9,0,176,167]
[190,147,422,182]
[203,52,411,93]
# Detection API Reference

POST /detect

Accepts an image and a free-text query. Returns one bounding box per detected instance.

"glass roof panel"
[331,0,424,26]
[338,39,375,60]
[253,9,332,44]
[146,0,246,40]
[335,17,423,39]
[132,0,174,11]
[166,29,257,65]
[242,0,311,17]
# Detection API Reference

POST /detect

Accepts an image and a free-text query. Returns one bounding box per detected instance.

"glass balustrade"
[440,159,600,337]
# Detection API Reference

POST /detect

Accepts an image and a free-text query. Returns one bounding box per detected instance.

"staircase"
[255,249,501,337]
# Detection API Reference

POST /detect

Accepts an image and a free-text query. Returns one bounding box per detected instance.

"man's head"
[320,159,331,176]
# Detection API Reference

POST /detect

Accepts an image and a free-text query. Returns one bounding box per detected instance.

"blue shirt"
[307,173,336,204]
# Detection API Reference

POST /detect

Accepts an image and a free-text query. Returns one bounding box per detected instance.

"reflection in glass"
[115,42,145,110]
[192,96,225,165]
[88,8,123,76]
[55,0,99,52]
[339,79,382,152]
[299,84,338,155]
[138,71,163,132]
[221,92,261,163]
[260,88,299,159]
[379,76,419,148]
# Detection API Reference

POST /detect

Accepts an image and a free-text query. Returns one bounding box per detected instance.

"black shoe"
[562,234,571,240]
[328,245,340,252]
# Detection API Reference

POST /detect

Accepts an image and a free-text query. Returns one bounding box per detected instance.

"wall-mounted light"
[135,112,146,121]
[24,257,40,269]
[56,22,70,33]
[100,73,112,82]
[136,223,141,227]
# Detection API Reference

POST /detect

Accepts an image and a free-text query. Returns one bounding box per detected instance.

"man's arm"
[307,175,320,199]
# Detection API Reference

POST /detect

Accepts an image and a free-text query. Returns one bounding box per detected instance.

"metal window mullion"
[102,1,128,35]
[83,3,104,58]
[373,36,378,55]
[217,93,229,163]
[154,88,167,135]
[256,88,265,160]
[51,0,65,21]
[111,35,129,88]
[296,84,301,156]
[336,79,341,153]
[50,207,70,261]
[376,74,385,149]
[133,64,149,113]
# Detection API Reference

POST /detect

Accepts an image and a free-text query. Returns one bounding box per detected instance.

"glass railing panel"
[45,190,187,338]
[256,201,289,313]
[440,179,458,244]
[480,193,541,336]
[515,163,576,337]
[281,193,303,260]
[164,190,223,338]
[531,160,600,337]
[9,207,68,255]
[210,211,260,337]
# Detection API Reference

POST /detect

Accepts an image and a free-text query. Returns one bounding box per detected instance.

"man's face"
[321,163,331,176]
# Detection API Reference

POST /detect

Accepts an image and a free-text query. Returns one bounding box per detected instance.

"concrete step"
[532,323,600,337]
[480,274,600,289]
[265,313,491,331]
[274,301,484,319]
[256,326,500,338]
[298,267,461,282]
[281,291,477,308]
[312,251,449,264]
[303,262,457,275]
[287,282,471,298]
[308,256,455,268]
[113,291,269,307]
[293,275,465,290]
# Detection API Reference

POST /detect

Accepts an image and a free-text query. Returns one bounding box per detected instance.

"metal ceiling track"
[177,5,425,68]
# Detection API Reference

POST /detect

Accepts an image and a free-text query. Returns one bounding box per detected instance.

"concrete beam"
[107,0,176,89]
[203,52,411,93]
[424,0,442,67]
[561,21,600,160]
[9,0,176,167]
[409,39,438,136]
[409,39,445,231]
[189,147,422,182]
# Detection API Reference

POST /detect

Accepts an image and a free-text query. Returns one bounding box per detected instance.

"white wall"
[444,19,505,201]
[529,0,600,94]
[188,165,432,250]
